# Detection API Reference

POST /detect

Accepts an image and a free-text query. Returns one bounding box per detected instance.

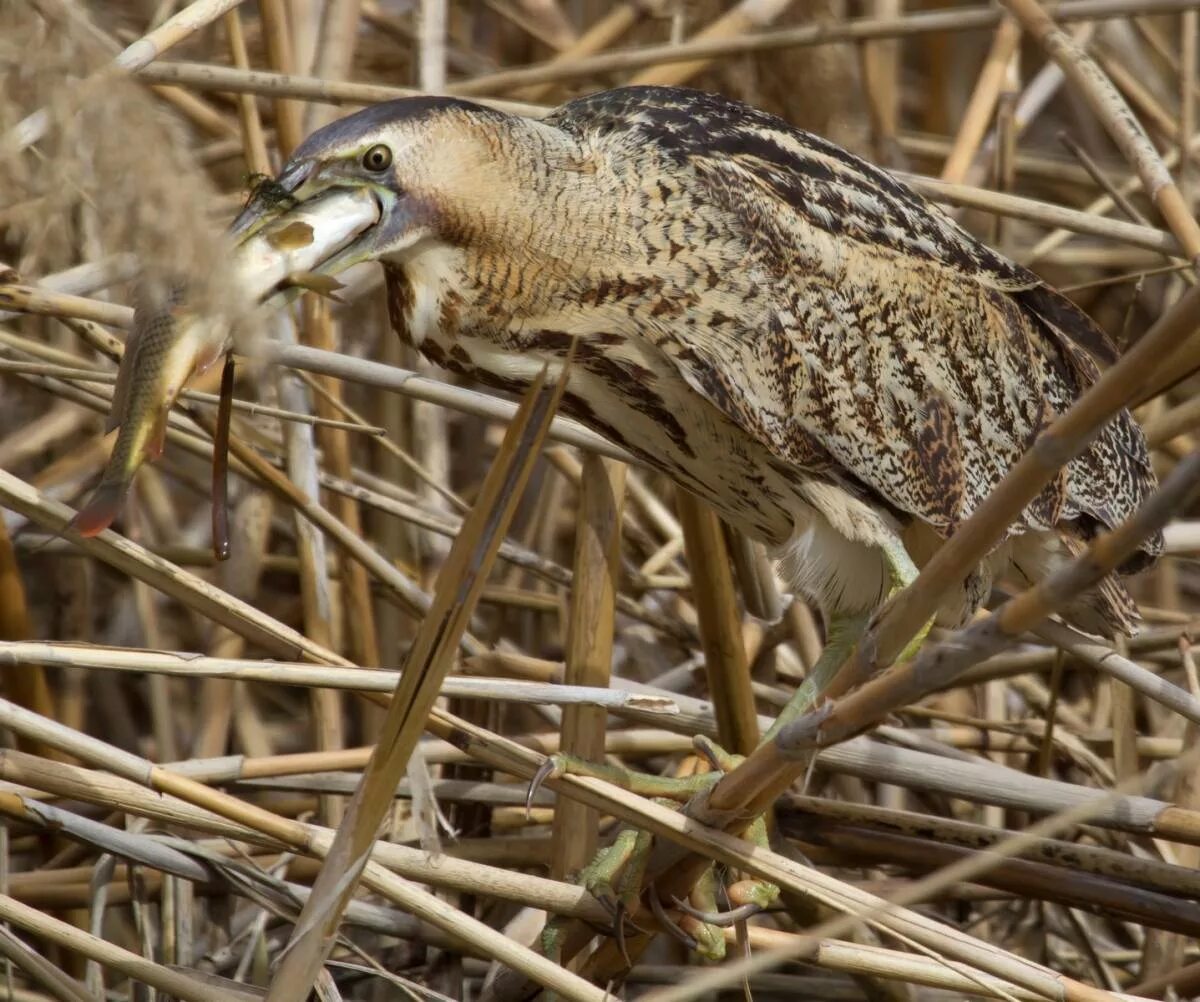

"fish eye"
[361,144,392,172]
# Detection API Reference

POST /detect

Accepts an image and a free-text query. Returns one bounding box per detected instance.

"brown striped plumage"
[246,86,1160,637]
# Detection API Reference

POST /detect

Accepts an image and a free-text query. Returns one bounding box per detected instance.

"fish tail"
[72,480,129,537]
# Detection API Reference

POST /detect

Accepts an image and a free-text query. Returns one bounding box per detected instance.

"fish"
[72,186,381,537]
[72,300,226,536]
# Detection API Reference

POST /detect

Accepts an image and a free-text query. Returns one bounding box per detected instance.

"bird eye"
[361,144,392,172]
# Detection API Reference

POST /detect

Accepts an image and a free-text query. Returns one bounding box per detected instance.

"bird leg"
[881,534,931,664]
[530,738,777,963]
[676,865,727,961]
[760,609,872,744]
[533,539,934,966]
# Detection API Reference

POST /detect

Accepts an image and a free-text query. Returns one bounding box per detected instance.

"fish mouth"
[231,185,384,302]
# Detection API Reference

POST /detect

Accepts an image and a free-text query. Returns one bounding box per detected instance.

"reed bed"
[4,1,1200,1000]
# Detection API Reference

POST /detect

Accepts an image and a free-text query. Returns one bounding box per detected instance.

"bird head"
[231,97,580,283]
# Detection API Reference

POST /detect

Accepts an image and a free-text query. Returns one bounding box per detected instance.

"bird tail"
[1008,530,1140,638]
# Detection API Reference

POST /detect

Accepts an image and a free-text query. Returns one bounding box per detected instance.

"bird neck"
[384,117,647,347]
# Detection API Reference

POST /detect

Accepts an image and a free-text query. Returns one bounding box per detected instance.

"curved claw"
[671,897,763,928]
[525,757,559,819]
[647,885,697,952]
[692,735,726,773]
[614,900,632,969]
[593,891,620,922]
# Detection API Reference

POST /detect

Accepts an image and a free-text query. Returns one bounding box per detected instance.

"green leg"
[578,826,642,910]
[761,610,870,743]
[881,534,931,664]
[761,535,930,744]
[681,866,726,961]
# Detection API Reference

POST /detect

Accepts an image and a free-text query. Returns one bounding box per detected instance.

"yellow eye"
[361,144,392,172]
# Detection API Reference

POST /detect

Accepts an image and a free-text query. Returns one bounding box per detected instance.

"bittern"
[100,85,1160,952]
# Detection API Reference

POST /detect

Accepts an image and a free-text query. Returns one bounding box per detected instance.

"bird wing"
[550,86,1119,366]
[554,87,1153,547]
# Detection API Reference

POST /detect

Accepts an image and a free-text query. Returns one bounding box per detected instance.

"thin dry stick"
[902,175,1182,255]
[0,641,680,715]
[260,341,632,461]
[1002,0,1200,263]
[134,60,549,118]
[448,0,1194,97]
[941,17,1023,183]
[551,455,627,879]
[0,359,384,434]
[263,365,570,1001]
[1182,9,1198,208]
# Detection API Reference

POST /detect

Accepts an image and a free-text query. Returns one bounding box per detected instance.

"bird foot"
[530,748,780,965]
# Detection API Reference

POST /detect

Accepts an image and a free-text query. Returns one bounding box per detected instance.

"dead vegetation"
[4,1,1200,1000]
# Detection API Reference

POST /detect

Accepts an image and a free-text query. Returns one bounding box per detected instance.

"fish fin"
[145,408,170,462]
[72,482,128,537]
[286,271,345,302]
[193,342,226,379]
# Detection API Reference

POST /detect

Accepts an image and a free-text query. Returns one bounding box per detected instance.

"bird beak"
[230,159,318,242]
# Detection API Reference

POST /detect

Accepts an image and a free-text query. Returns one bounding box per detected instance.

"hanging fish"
[72,186,381,541]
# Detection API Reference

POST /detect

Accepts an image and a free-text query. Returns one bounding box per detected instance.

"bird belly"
[433,328,804,544]
[771,516,892,618]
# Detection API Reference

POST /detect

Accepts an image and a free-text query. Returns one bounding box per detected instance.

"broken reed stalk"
[551,454,626,879]
[262,365,569,1001]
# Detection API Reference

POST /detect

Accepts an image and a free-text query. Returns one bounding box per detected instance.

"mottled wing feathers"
[551,86,1120,366]
[914,395,966,529]
[552,86,1157,562]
